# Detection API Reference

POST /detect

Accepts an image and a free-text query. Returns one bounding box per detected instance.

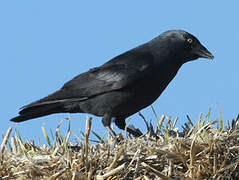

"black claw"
[127,125,143,137]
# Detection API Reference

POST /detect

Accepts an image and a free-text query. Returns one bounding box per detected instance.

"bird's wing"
[23,51,155,108]
[62,51,155,98]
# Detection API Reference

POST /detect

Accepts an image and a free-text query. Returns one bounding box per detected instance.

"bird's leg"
[102,114,116,138]
[115,117,143,137]
[126,126,143,137]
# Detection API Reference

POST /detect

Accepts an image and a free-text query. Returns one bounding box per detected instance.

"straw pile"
[1,113,239,179]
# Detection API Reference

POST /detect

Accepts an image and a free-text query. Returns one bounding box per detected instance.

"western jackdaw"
[11,30,214,137]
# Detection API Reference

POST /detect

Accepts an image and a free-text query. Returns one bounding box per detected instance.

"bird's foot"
[105,127,125,148]
[126,125,143,137]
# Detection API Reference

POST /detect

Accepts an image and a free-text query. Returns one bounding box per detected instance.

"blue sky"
[1,1,238,143]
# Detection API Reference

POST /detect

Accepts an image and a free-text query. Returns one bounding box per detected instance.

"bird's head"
[156,30,214,63]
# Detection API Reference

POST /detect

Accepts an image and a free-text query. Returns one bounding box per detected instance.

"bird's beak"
[195,44,214,60]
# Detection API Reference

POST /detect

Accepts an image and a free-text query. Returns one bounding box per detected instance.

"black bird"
[11,30,214,137]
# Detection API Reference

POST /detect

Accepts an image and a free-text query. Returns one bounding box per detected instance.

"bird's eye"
[187,38,193,44]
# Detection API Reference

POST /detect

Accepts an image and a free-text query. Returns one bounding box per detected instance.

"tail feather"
[10,102,64,122]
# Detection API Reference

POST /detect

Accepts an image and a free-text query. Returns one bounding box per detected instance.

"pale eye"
[187,38,193,44]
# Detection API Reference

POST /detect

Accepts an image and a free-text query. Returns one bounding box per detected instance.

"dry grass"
[1,113,239,180]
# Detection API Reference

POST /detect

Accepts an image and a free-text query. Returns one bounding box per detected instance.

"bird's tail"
[10,102,64,122]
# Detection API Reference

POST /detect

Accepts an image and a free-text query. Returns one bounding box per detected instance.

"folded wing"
[22,51,155,109]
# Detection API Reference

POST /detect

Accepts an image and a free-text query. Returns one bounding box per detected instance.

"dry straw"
[1,113,239,179]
